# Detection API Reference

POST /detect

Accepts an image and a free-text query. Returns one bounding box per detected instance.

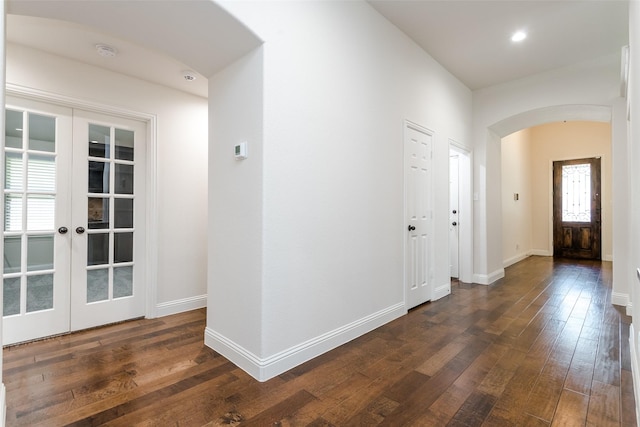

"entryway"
[3,95,147,345]
[552,157,602,260]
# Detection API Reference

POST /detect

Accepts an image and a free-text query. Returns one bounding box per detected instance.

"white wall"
[6,43,209,312]
[501,129,532,266]
[208,47,264,359]
[207,0,472,380]
[473,53,624,285]
[628,0,640,422]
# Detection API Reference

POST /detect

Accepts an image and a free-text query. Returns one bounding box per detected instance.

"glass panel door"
[3,98,72,345]
[2,97,146,344]
[71,110,146,331]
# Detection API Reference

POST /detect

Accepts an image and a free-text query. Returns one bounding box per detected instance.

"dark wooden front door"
[553,157,601,260]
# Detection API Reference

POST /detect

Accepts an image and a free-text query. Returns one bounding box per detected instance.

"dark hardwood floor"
[3,256,636,426]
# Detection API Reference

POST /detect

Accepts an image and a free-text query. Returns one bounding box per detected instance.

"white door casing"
[405,121,433,310]
[449,153,459,278]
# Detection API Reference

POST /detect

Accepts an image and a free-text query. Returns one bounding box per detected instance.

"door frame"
[547,154,607,259]
[6,83,159,319]
[448,140,472,284]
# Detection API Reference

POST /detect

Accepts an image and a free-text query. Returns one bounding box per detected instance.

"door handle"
[452,210,457,214]
[452,222,457,226]
[58,226,68,234]
[75,227,86,234]
[408,225,416,231]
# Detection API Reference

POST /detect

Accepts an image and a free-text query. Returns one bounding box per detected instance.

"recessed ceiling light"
[511,31,527,42]
[183,70,197,81]
[96,44,118,58]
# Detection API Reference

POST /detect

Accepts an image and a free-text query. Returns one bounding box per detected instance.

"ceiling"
[6,0,263,98]
[5,1,630,96]
[368,0,629,90]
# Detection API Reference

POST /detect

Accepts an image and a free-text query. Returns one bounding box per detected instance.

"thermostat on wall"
[235,142,248,160]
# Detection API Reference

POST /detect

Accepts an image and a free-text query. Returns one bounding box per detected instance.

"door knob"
[408,225,416,231]
[452,222,458,226]
[75,227,86,234]
[452,210,457,214]
[58,226,68,234]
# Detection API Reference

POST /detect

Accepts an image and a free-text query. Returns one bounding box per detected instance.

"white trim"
[602,254,613,262]
[503,253,530,268]
[0,383,5,427]
[205,302,406,382]
[473,268,505,285]
[630,323,640,426]
[529,249,552,257]
[5,83,159,321]
[156,295,207,318]
[611,291,630,307]
[433,282,451,300]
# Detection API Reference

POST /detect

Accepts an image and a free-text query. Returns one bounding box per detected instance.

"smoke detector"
[96,44,118,58]
[183,70,197,81]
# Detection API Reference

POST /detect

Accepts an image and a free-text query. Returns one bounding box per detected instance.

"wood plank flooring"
[3,256,637,426]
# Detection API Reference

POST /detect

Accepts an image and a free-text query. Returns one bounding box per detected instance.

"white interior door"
[449,153,459,278]
[3,98,147,344]
[70,110,146,331]
[405,122,433,309]
[3,97,73,344]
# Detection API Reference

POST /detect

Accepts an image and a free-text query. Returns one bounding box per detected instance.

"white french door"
[3,97,146,344]
[405,122,433,310]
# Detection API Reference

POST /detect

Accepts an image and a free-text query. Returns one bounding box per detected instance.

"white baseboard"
[205,302,406,382]
[473,268,505,285]
[503,253,530,268]
[630,324,640,426]
[529,249,552,257]
[433,282,451,300]
[603,254,613,262]
[0,383,5,427]
[156,294,207,318]
[611,292,632,317]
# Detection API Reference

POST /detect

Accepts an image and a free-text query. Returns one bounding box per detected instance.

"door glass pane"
[27,195,55,231]
[89,124,110,158]
[28,113,55,152]
[89,161,110,193]
[5,109,23,149]
[88,197,110,229]
[88,233,109,266]
[4,236,21,274]
[5,194,23,232]
[114,164,133,194]
[114,198,133,229]
[27,154,55,192]
[3,277,21,316]
[562,164,591,222]
[114,232,133,263]
[26,274,53,312]
[114,266,133,298]
[27,235,54,271]
[5,152,23,190]
[115,128,134,161]
[87,269,109,303]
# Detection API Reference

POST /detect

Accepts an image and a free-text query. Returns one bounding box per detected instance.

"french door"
[3,97,146,345]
